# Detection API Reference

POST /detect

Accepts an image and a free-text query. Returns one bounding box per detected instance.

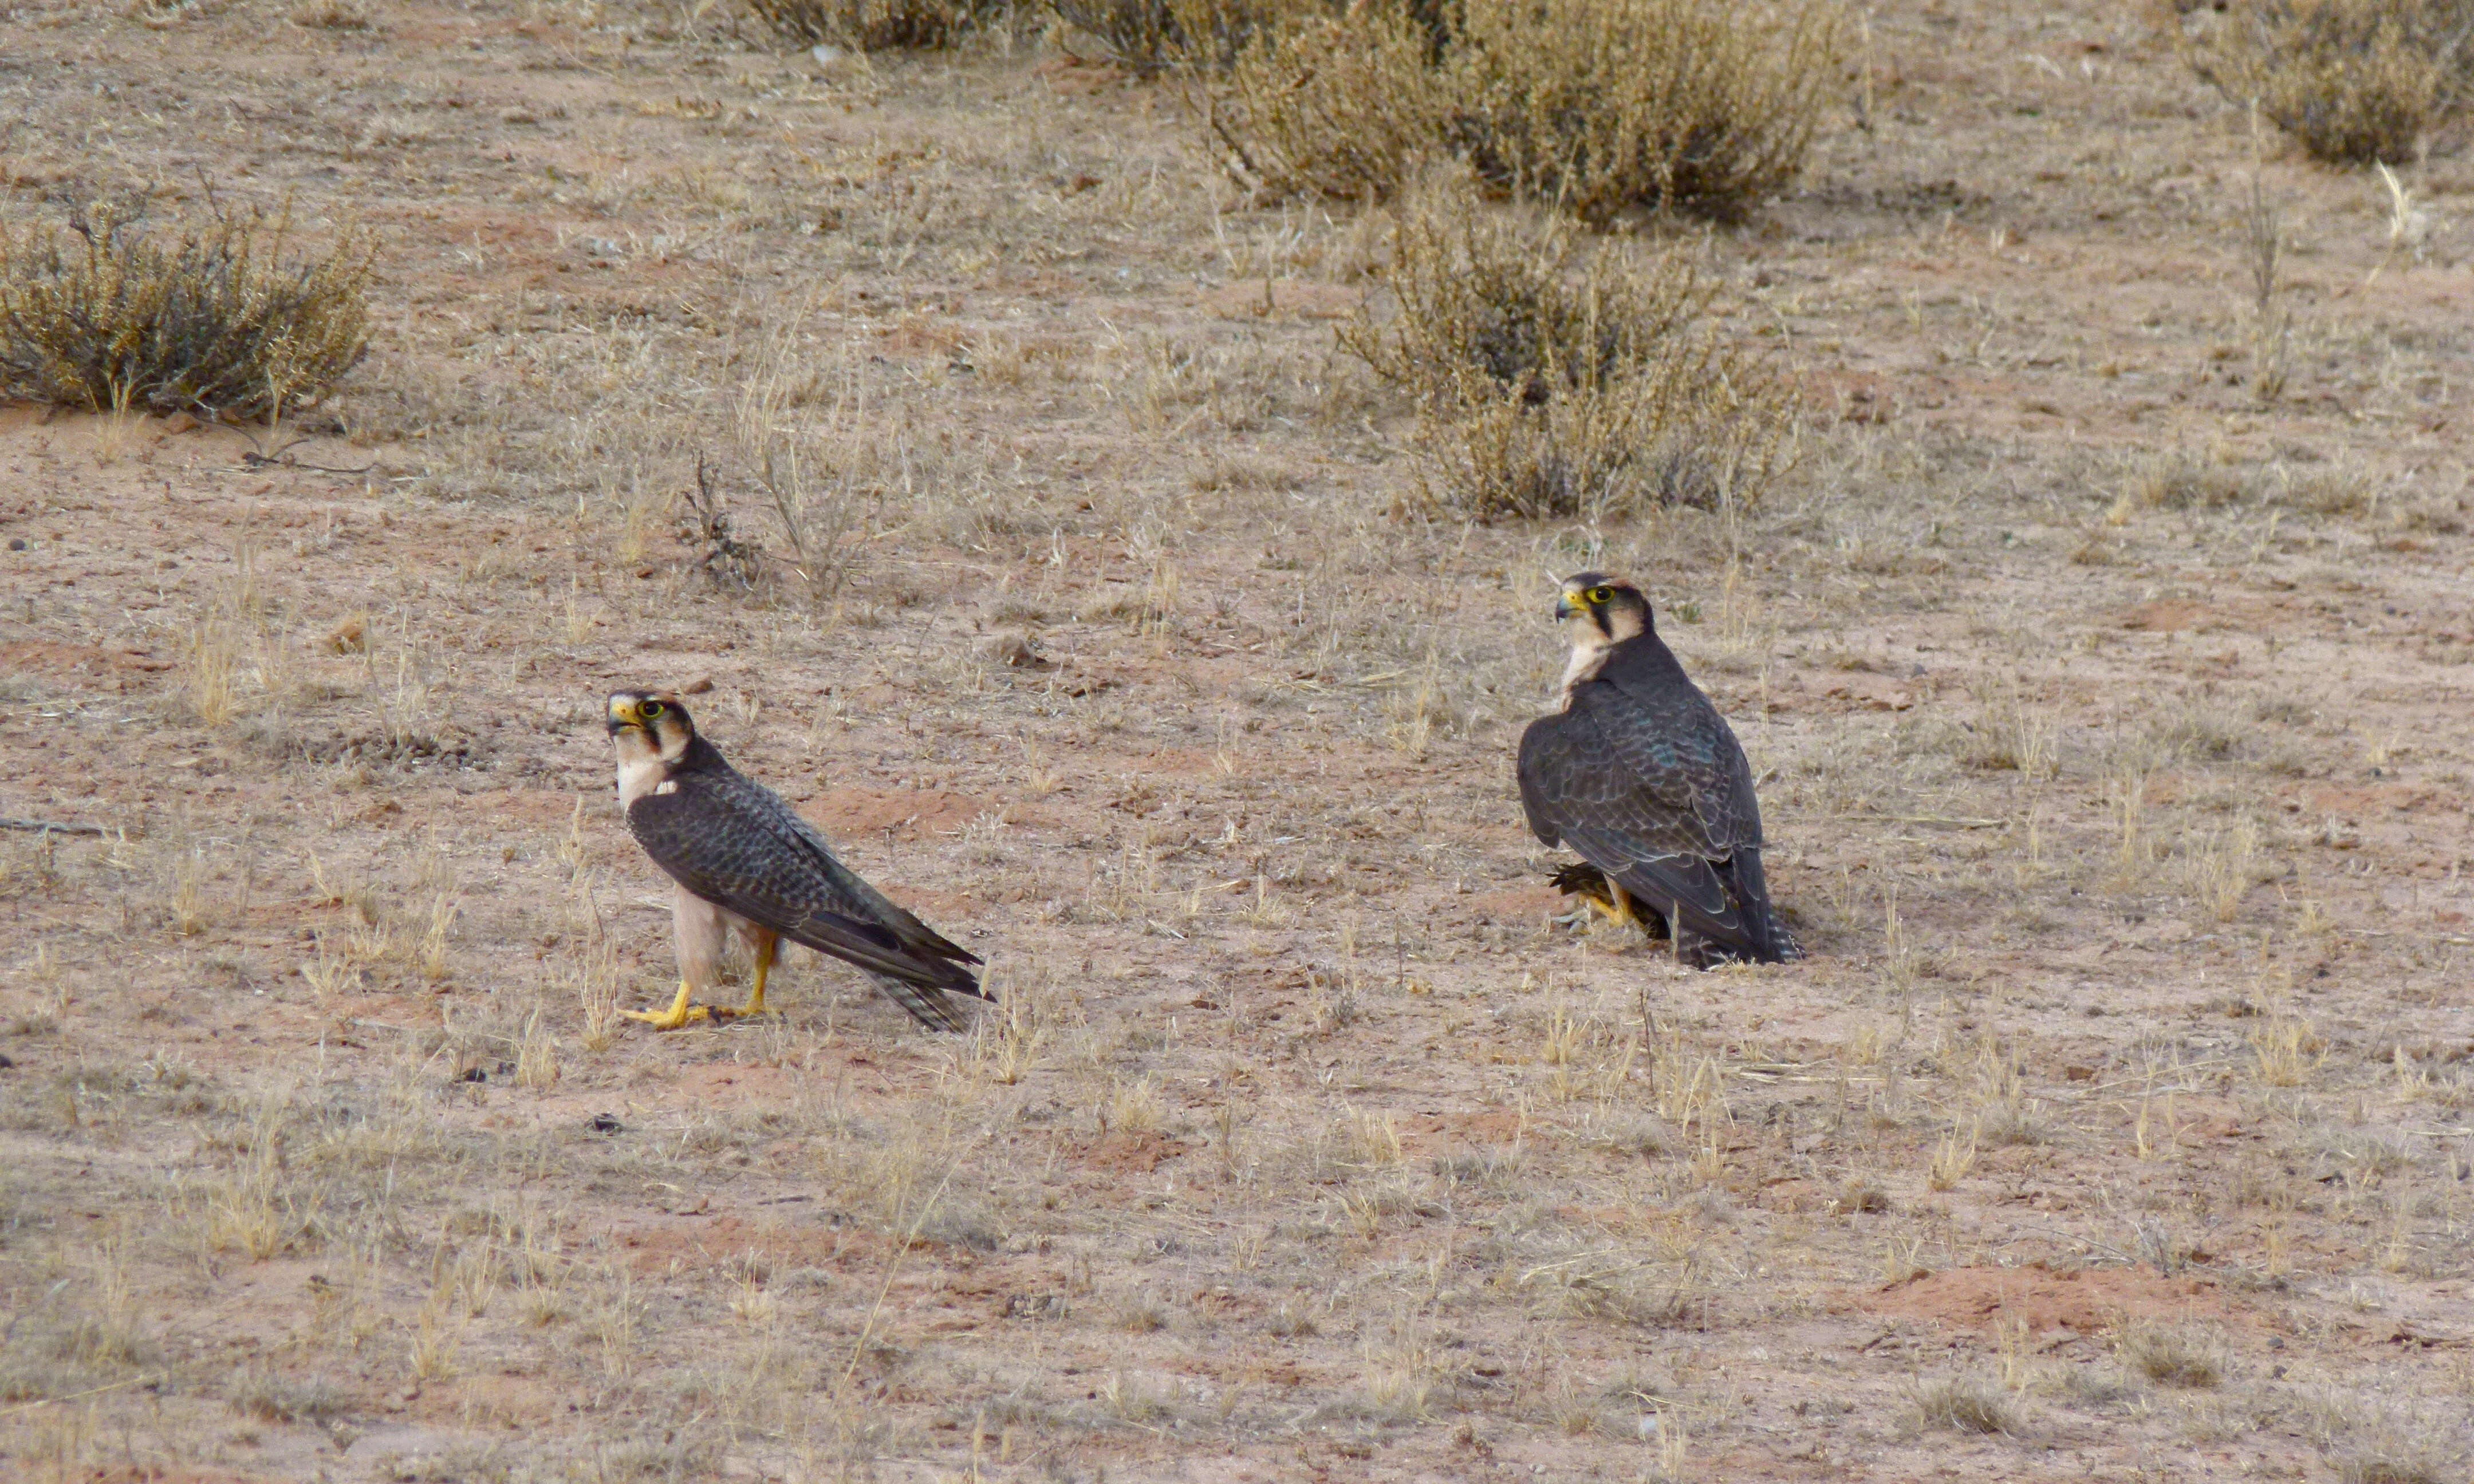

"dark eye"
[640,700,665,719]
[1587,586,1612,605]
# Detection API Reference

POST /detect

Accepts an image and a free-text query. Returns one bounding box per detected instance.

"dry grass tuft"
[741,0,1003,50]
[2112,1322,2224,1389]
[0,201,371,421]
[1908,1374,2014,1434]
[1344,177,1787,519]
[1204,0,1837,220]
[2183,0,2474,165]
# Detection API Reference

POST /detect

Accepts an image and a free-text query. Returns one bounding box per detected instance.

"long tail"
[1723,848,1800,964]
[866,972,972,1033]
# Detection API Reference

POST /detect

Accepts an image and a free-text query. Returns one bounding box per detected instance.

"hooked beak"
[1554,593,1581,622]
[607,697,645,735]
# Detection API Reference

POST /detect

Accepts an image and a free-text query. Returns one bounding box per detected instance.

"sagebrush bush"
[1051,0,1303,72]
[741,0,1002,49]
[1450,0,1840,223]
[1204,0,1837,220]
[2184,0,2474,165]
[1342,178,1789,520]
[0,203,372,423]
[1207,1,1449,202]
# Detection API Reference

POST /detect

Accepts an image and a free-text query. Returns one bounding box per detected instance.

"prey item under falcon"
[606,690,988,1030]
[1517,574,1798,966]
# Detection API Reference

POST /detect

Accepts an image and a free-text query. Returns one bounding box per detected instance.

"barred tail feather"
[869,973,968,1032]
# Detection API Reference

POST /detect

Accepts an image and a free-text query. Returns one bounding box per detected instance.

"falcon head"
[1554,572,1651,647]
[607,689,696,771]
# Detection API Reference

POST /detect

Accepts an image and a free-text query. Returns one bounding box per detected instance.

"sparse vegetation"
[1053,0,1319,72]
[2113,1323,2225,1390]
[0,201,371,421]
[1341,175,1788,519]
[1204,0,1838,220]
[741,0,1004,50]
[1909,1374,2014,1434]
[1447,0,1841,224]
[2184,0,2474,165]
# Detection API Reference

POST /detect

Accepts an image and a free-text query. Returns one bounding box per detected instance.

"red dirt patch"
[1855,1263,2227,1333]
[1079,1131,1192,1173]
[2120,600,2209,632]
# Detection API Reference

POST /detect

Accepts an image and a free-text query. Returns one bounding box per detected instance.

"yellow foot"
[705,960,770,1023]
[624,982,712,1031]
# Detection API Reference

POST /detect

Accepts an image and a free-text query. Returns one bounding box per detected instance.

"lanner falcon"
[606,690,989,1030]
[1517,573,1798,966]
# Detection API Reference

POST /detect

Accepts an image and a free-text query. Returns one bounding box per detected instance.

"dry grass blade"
[0,200,371,421]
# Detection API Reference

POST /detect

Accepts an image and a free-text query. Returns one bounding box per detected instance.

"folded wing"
[626,771,986,1028]
[1519,681,1790,962]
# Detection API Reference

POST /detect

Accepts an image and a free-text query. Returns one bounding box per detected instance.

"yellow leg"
[624,980,712,1031]
[1596,882,1641,932]
[712,949,773,1021]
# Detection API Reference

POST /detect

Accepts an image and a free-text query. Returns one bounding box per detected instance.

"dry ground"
[3,1,2473,1480]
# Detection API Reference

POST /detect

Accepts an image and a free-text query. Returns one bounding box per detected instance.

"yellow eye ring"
[640,700,665,719]
[1587,586,1612,605]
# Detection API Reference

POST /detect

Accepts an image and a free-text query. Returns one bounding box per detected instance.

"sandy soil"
[3,1,2472,1480]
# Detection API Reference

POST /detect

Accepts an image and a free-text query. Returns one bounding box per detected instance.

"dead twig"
[0,816,106,836]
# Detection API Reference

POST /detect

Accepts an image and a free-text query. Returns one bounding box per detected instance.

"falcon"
[605,690,989,1030]
[1517,574,1797,965]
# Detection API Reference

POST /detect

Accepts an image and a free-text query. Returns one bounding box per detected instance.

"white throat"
[1559,632,1614,701]
[1555,605,1645,704]
[614,732,678,807]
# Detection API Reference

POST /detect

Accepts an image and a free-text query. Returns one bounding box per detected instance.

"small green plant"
[0,201,372,422]
[2184,0,2474,165]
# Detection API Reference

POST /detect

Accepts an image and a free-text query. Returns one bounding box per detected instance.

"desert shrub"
[1052,0,1301,72]
[1448,0,1840,223]
[1341,177,1789,519]
[1206,1,1452,202]
[0,202,372,423]
[1054,0,1185,68]
[741,0,1003,49]
[1204,0,1837,220]
[2184,0,2474,165]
